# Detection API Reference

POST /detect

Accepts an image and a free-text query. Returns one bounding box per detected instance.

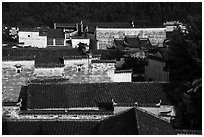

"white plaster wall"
[113,72,132,82]
[18,31,47,48]
[71,38,90,48]
[34,67,64,77]
[64,57,100,67]
[2,60,35,69]
[64,59,89,67]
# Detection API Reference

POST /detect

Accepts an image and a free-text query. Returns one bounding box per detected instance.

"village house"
[71,36,90,49]
[44,29,66,46]
[95,26,166,49]
[145,48,171,82]
[18,28,47,48]
[3,81,179,135]
[18,27,67,48]
[2,47,133,104]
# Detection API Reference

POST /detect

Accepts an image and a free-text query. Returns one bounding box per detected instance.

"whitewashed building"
[18,28,47,48]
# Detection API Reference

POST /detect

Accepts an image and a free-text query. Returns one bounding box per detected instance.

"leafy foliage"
[2,2,202,27]
[122,57,146,74]
[168,16,202,82]
[167,14,202,130]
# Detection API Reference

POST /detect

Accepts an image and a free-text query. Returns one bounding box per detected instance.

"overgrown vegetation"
[2,2,201,27]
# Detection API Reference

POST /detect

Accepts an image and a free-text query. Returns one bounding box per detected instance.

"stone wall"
[3,60,35,69]
[96,28,166,49]
[2,60,35,102]
[64,58,115,83]
[2,106,20,119]
[34,67,65,77]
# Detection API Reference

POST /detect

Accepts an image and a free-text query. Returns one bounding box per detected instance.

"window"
[78,67,81,72]
[14,64,22,73]
[76,65,83,72]
[17,69,21,73]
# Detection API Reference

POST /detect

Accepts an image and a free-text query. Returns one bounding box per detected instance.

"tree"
[168,22,201,82]
[167,15,202,130]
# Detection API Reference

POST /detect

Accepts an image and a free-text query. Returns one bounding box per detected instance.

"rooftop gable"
[19,28,39,32]
[42,29,64,39]
[136,108,176,135]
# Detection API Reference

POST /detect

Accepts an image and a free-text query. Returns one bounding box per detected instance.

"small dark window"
[28,35,30,37]
[78,68,81,72]
[17,69,20,73]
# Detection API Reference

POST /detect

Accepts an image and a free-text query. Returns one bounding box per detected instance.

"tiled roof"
[136,108,176,135]
[3,120,100,135]
[34,63,64,68]
[124,36,141,48]
[26,82,174,110]
[3,44,23,49]
[30,78,69,84]
[71,36,90,39]
[19,28,39,32]
[115,69,132,73]
[19,110,114,115]
[98,108,138,135]
[63,55,88,60]
[55,23,76,28]
[176,129,202,135]
[3,48,123,63]
[63,54,101,60]
[45,29,64,39]
[84,22,132,29]
[2,56,35,61]
[139,38,152,50]
[3,107,176,135]
[114,39,126,50]
[91,60,116,63]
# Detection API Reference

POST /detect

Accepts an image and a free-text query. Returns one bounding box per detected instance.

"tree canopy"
[2,2,202,27]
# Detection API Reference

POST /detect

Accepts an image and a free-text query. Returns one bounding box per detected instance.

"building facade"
[96,27,166,49]
[18,29,47,48]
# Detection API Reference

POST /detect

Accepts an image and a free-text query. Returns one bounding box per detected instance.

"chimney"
[54,23,56,29]
[78,22,82,36]
[131,21,134,27]
[76,23,78,31]
[81,21,83,33]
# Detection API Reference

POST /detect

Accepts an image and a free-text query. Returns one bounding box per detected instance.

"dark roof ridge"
[115,103,160,108]
[28,81,172,86]
[3,56,35,61]
[100,107,136,122]
[91,60,116,63]
[115,69,132,73]
[34,63,65,68]
[4,118,101,122]
[136,107,170,123]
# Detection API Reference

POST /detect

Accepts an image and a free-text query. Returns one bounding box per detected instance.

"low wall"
[113,72,132,82]
[34,67,65,77]
[2,60,35,69]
